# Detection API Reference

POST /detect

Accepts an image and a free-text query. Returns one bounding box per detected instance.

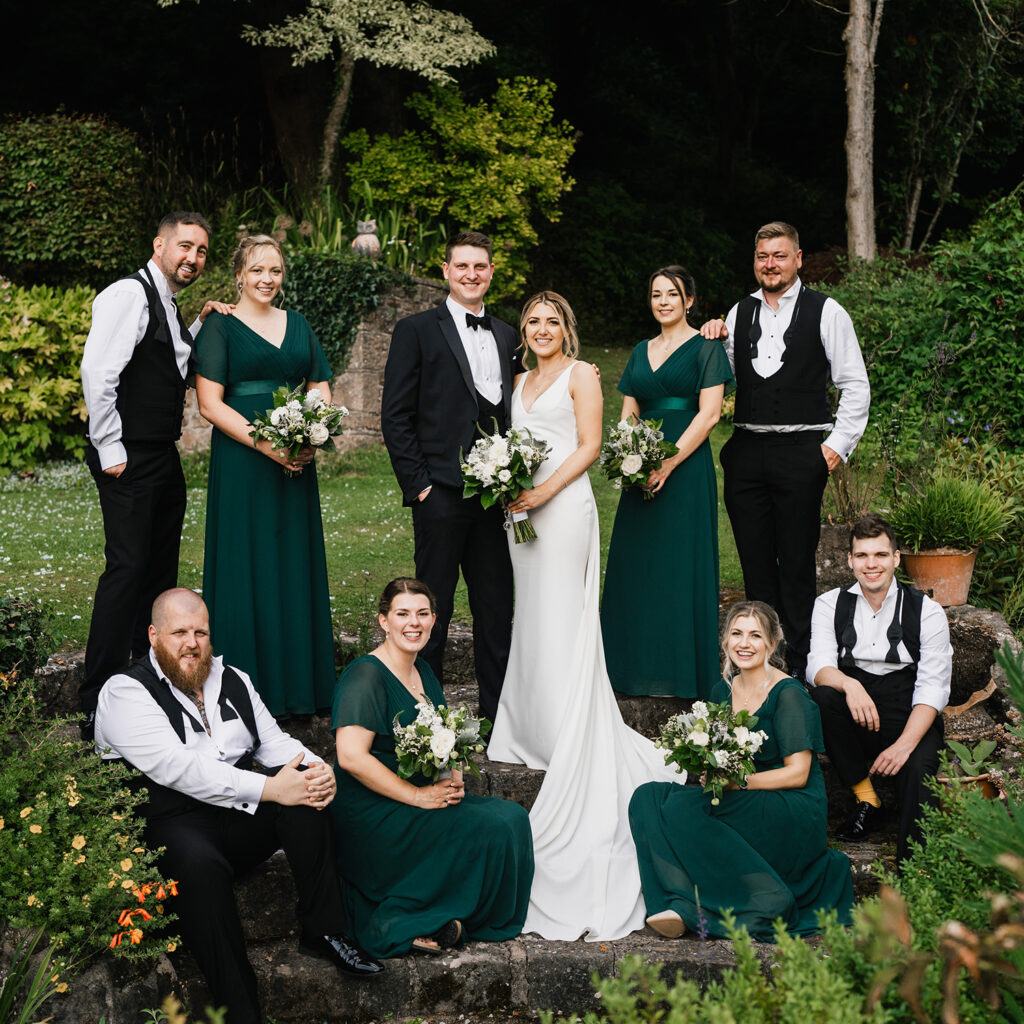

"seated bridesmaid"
[331,578,534,957]
[629,601,854,941]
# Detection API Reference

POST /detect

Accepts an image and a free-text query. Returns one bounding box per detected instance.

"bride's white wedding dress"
[488,363,682,941]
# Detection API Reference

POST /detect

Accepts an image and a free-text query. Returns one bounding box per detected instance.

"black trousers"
[811,666,943,863]
[411,483,513,723]
[82,442,186,715]
[721,429,828,680]
[146,801,346,1024]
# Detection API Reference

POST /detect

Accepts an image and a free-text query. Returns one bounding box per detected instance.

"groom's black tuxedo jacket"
[381,299,522,505]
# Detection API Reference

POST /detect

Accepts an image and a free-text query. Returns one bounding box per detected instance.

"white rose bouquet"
[599,417,679,499]
[393,699,491,783]
[248,383,348,476]
[461,422,551,542]
[656,700,767,805]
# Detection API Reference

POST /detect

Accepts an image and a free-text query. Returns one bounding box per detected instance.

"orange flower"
[129,928,143,944]
[109,933,123,948]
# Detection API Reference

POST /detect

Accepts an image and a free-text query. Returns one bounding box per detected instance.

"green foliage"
[0,114,144,288]
[344,77,576,301]
[0,596,56,686]
[0,686,177,974]
[942,738,999,778]
[0,927,62,1024]
[888,472,1013,552]
[0,277,92,472]
[284,250,407,373]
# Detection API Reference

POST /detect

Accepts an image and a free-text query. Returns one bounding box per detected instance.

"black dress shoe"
[837,801,884,841]
[299,933,384,978]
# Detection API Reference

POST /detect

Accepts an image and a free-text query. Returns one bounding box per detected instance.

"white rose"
[689,730,709,747]
[287,399,302,411]
[748,731,766,752]
[303,391,324,411]
[498,468,512,483]
[710,749,730,768]
[308,422,330,445]
[733,726,750,746]
[691,701,709,718]
[621,453,643,476]
[270,407,288,427]
[430,728,457,761]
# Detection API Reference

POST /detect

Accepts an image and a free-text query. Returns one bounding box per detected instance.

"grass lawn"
[0,342,740,651]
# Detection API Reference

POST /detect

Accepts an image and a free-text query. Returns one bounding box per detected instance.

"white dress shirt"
[95,651,321,815]
[80,259,198,470]
[723,277,870,460]
[446,295,503,406]
[807,579,952,712]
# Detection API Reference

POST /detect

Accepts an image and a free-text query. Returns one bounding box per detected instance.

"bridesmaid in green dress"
[629,601,854,941]
[332,578,533,957]
[195,235,335,716]
[601,266,733,698]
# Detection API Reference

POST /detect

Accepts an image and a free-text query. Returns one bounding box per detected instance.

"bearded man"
[94,588,382,1024]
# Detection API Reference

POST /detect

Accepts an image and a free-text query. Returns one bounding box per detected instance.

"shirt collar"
[446,294,486,322]
[146,259,177,301]
[753,275,803,308]
[848,576,899,606]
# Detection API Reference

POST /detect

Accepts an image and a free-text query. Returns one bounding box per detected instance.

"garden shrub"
[0,596,55,689]
[285,251,407,374]
[343,77,576,303]
[0,114,145,288]
[0,686,177,976]
[0,277,92,472]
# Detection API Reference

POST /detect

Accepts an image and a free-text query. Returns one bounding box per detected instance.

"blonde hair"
[232,234,286,281]
[519,291,580,363]
[753,221,800,251]
[720,600,784,679]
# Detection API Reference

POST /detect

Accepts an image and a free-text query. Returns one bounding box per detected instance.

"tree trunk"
[843,0,885,262]
[902,175,923,250]
[319,51,357,190]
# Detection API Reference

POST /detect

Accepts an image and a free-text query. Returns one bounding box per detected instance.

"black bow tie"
[466,312,492,331]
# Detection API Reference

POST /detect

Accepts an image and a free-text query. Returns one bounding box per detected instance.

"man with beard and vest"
[80,212,232,739]
[806,514,951,864]
[701,222,870,682]
[95,588,383,1024]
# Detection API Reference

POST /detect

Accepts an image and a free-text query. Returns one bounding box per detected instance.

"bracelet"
[555,468,568,490]
[739,774,749,790]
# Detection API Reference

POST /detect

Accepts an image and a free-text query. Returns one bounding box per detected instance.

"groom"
[381,230,522,722]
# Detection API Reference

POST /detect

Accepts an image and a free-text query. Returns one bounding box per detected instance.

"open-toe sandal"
[410,936,443,955]
[431,919,463,949]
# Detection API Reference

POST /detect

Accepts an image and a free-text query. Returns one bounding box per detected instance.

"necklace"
[376,646,424,700]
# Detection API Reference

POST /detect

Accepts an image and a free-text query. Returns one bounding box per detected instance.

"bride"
[488,291,681,941]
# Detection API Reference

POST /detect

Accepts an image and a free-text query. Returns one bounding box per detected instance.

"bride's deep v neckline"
[518,362,575,414]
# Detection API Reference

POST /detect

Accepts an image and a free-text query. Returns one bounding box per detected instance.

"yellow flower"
[71,835,86,850]
[132,846,145,854]
[120,858,133,871]
[166,941,178,952]
[56,982,68,994]
[0,817,5,830]
[121,878,135,890]
[29,824,42,834]
[27,894,38,906]
[74,854,86,865]
[111,813,123,821]
[20,807,32,818]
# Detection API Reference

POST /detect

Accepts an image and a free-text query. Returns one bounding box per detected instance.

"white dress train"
[488,363,682,941]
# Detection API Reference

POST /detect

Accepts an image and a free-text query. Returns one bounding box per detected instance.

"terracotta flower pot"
[901,547,977,607]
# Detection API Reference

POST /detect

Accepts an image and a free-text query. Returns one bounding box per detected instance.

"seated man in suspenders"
[807,513,952,864]
[95,588,382,1024]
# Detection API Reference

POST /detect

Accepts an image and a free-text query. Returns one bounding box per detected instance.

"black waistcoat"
[108,658,261,821]
[732,285,832,425]
[833,580,925,678]
[115,267,188,443]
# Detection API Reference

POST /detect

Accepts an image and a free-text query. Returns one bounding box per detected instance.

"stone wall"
[178,276,446,455]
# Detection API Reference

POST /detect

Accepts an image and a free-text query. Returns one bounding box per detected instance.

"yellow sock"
[852,778,881,808]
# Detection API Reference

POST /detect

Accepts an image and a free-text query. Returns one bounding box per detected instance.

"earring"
[236,279,243,296]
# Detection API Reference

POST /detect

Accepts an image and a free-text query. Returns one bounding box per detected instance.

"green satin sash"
[641,396,699,416]
[226,379,290,397]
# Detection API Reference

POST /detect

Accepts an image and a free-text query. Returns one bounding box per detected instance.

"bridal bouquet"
[393,699,491,782]
[599,417,679,499]
[248,383,348,475]
[461,423,551,543]
[656,700,767,805]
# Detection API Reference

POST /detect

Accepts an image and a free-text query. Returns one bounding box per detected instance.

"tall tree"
[158,0,494,189]
[841,0,885,262]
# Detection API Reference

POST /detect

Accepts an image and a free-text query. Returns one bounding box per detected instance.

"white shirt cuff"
[234,773,267,814]
[98,441,128,470]
[912,685,949,714]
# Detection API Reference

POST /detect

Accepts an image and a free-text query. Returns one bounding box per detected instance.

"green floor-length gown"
[331,655,534,958]
[629,678,854,940]
[601,336,733,697]
[195,310,335,716]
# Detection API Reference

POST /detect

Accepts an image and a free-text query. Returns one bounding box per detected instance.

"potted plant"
[936,738,1002,800]
[888,472,1013,606]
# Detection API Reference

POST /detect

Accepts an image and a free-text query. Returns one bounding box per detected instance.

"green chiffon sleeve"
[697,336,735,395]
[332,657,389,734]
[616,342,644,397]
[195,312,229,386]
[772,681,826,757]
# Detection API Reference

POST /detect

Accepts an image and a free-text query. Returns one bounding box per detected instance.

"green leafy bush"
[0,597,55,690]
[343,77,576,302]
[889,472,1013,552]
[285,251,407,373]
[0,277,92,472]
[0,686,177,975]
[0,114,144,288]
